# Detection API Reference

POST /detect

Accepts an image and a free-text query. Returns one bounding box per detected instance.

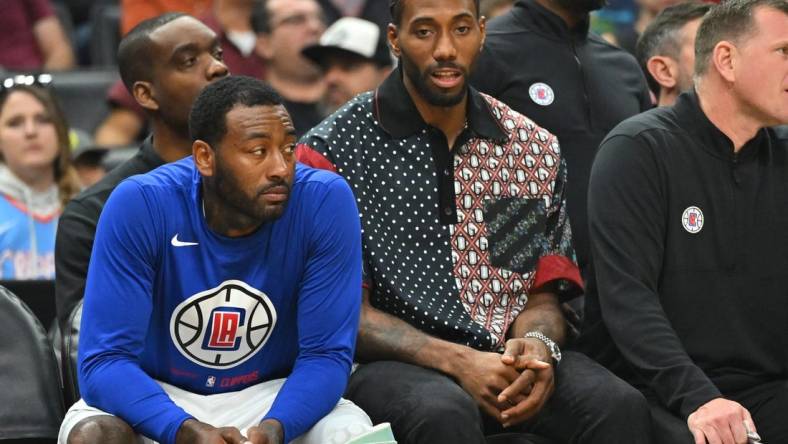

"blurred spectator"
[70,147,107,188]
[603,0,684,55]
[201,0,265,78]
[0,0,75,71]
[95,0,263,147]
[0,78,80,280]
[55,0,96,65]
[93,80,147,147]
[317,0,391,30]
[637,2,711,106]
[253,0,326,136]
[481,0,516,18]
[121,0,212,35]
[302,17,392,113]
[69,129,108,187]
[472,0,652,286]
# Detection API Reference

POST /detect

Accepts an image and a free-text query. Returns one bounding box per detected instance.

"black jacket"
[471,0,652,271]
[580,92,788,419]
[55,137,164,328]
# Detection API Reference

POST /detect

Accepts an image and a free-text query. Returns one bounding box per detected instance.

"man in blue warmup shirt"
[58,76,373,444]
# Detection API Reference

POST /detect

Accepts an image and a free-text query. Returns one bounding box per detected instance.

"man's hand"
[176,419,246,444]
[687,398,756,444]
[452,349,523,421]
[497,338,555,427]
[245,419,284,444]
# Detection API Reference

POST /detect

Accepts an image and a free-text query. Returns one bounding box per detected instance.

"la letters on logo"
[203,307,246,350]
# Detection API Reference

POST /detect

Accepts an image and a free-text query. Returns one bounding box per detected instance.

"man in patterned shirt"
[296,0,652,442]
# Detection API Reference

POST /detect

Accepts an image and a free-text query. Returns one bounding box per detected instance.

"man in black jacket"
[471,0,652,279]
[581,0,788,442]
[55,13,228,333]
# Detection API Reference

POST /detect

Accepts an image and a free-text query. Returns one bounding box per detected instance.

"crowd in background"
[0,0,706,282]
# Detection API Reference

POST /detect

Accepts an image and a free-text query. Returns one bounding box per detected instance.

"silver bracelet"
[523,331,562,364]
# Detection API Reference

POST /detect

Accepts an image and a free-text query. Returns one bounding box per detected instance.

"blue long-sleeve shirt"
[78,158,362,444]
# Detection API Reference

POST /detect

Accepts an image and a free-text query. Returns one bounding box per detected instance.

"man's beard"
[400,51,469,107]
[209,157,291,226]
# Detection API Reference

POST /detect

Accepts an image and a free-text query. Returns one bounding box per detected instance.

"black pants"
[346,351,652,444]
[648,379,788,444]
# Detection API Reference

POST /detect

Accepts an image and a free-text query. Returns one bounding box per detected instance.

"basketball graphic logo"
[170,280,276,369]
[682,206,704,234]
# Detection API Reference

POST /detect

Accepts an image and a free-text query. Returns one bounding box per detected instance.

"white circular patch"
[682,206,704,234]
[528,82,555,106]
[170,280,277,369]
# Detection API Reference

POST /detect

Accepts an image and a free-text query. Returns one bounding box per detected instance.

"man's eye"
[416,29,432,38]
[182,57,196,67]
[214,49,224,61]
[456,26,470,34]
[283,144,295,154]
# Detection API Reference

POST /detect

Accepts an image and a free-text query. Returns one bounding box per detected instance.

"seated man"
[297,0,652,442]
[636,2,712,107]
[581,0,788,442]
[59,76,373,444]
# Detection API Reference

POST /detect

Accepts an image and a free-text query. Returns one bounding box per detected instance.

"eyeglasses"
[1,74,53,90]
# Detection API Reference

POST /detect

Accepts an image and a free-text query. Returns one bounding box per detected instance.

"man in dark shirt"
[636,2,711,107]
[55,13,228,335]
[582,0,788,442]
[471,0,653,278]
[297,0,652,442]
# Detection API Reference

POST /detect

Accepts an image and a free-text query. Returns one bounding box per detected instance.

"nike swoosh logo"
[171,234,199,247]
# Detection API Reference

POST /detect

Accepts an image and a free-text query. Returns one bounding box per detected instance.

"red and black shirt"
[297,69,582,351]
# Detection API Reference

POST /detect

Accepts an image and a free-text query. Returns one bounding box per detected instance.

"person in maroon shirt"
[0,0,75,71]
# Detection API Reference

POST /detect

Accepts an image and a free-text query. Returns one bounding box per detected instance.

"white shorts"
[59,378,373,444]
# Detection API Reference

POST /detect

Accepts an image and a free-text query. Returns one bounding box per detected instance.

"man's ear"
[193,140,215,177]
[132,81,159,112]
[479,15,487,49]
[646,55,679,89]
[388,23,401,57]
[711,40,737,83]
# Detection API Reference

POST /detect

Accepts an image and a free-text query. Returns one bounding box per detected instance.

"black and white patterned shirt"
[298,69,582,351]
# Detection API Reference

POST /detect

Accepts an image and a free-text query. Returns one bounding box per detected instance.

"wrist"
[522,337,551,362]
[523,331,562,364]
[175,418,206,444]
[433,339,475,378]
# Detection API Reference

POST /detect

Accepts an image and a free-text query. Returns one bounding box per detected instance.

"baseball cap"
[302,17,393,68]
[69,128,107,165]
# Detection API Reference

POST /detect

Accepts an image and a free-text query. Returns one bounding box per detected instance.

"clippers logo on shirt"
[528,82,555,106]
[170,280,277,369]
[682,206,704,234]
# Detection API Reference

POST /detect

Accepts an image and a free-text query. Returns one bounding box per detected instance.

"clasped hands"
[175,418,283,444]
[455,337,555,428]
